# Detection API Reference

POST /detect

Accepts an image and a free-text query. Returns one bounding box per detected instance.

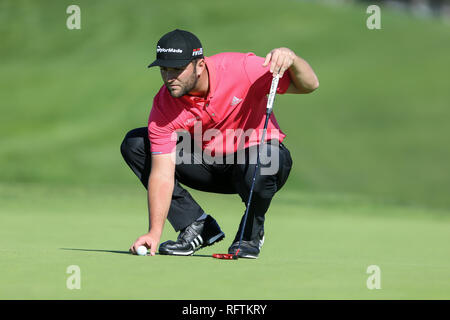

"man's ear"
[192,58,204,78]
[196,58,206,72]
[197,58,205,67]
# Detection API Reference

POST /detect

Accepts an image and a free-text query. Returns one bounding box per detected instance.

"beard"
[167,64,198,98]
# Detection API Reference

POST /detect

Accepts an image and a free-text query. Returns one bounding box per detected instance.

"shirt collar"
[204,56,216,100]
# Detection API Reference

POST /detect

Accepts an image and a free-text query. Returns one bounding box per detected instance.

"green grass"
[1,183,449,299]
[1,0,450,299]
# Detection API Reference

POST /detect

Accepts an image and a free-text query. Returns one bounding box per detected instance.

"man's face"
[160,60,198,98]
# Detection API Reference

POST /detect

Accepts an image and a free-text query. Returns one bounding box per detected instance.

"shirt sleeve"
[243,52,291,94]
[147,96,178,155]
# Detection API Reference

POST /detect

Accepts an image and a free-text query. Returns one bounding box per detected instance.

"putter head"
[212,253,238,260]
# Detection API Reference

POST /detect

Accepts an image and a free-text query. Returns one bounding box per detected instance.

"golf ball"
[136,245,148,256]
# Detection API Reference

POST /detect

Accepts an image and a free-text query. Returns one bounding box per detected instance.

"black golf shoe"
[159,215,225,256]
[228,231,265,259]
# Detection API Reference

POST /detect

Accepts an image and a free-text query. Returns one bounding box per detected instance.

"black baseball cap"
[148,29,204,68]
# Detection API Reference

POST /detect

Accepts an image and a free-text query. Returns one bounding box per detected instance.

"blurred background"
[1,0,449,209]
[356,0,450,17]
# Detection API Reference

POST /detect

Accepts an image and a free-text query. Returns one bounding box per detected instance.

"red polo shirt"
[148,52,291,155]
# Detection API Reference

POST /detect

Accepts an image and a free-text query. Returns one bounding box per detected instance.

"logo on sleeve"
[231,96,243,106]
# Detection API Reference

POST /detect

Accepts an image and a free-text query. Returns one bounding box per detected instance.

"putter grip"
[267,74,280,112]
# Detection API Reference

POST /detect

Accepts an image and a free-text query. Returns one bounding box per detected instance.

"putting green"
[1,0,450,300]
[1,183,449,299]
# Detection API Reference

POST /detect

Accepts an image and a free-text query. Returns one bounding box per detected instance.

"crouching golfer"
[122,29,319,258]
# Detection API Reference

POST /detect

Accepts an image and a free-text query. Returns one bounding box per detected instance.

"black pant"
[120,127,293,242]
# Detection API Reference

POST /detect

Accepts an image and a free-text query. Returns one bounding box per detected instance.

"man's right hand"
[129,231,160,256]
[130,153,175,256]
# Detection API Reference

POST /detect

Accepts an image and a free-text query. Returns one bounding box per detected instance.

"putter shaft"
[235,75,280,256]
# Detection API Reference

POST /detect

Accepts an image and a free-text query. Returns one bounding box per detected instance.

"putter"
[213,74,280,260]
